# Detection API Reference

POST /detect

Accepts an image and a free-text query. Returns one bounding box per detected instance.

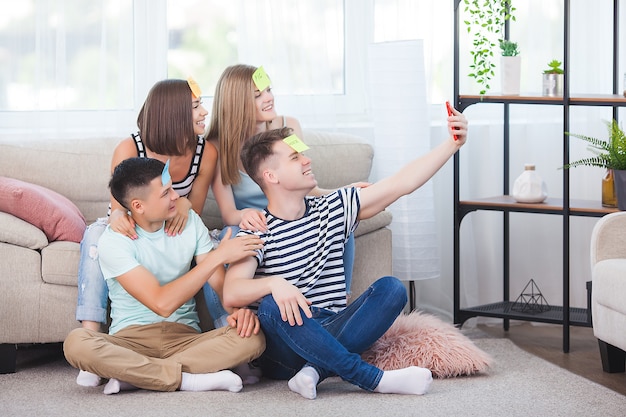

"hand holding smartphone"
[446,101,459,141]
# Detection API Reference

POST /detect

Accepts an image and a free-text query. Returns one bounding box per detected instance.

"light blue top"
[231,170,268,210]
[98,210,213,334]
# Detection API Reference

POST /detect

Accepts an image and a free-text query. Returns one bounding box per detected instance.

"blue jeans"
[75,218,109,324]
[256,276,407,392]
[203,227,357,327]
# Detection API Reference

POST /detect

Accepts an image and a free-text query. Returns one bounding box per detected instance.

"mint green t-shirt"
[98,210,213,335]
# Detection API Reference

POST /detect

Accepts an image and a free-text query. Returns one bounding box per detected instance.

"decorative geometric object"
[511,279,551,314]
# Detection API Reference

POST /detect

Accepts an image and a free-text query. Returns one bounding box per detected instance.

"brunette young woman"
[74,78,216,387]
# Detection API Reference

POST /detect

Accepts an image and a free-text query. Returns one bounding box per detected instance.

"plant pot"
[542,73,563,96]
[614,169,626,210]
[501,56,521,95]
[602,169,617,208]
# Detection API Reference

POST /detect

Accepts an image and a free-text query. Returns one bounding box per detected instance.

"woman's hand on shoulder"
[239,208,267,232]
[164,197,192,236]
[109,208,137,240]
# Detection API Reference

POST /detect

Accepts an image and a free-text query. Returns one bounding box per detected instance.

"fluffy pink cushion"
[0,177,86,243]
[362,311,492,378]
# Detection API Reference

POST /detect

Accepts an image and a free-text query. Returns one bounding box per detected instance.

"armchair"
[590,211,626,373]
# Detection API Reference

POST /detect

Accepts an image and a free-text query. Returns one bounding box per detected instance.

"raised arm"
[358,107,468,220]
[185,140,218,215]
[108,138,141,237]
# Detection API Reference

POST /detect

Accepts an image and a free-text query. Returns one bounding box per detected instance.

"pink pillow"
[0,177,86,243]
[362,311,492,378]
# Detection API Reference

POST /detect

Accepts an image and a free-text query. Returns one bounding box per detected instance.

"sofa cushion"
[41,241,81,285]
[593,259,626,315]
[303,130,373,188]
[0,212,49,249]
[0,177,86,243]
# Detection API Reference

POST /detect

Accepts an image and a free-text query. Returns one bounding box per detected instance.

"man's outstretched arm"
[358,107,468,220]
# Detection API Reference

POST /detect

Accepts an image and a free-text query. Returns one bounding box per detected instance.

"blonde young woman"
[203,64,360,329]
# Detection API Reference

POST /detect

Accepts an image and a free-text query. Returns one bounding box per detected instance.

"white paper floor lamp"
[367,40,437,310]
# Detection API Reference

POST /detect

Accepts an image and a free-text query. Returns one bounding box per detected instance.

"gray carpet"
[1,338,625,417]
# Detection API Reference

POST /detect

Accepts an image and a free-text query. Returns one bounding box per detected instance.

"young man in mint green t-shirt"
[63,157,265,394]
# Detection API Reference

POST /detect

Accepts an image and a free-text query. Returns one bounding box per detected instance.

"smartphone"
[446,101,459,141]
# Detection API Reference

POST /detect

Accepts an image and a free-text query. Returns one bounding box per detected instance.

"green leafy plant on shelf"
[562,120,626,170]
[499,39,520,57]
[463,0,516,95]
[543,59,564,74]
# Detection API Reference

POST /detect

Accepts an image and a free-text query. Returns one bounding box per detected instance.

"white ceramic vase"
[501,56,521,95]
[512,164,548,203]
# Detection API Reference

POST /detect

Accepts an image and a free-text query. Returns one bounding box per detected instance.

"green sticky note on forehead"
[252,66,271,91]
[283,134,310,153]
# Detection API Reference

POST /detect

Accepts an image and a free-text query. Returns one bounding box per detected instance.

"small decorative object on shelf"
[542,59,564,96]
[512,164,548,203]
[601,169,617,208]
[511,279,551,314]
[623,73,626,97]
[500,39,521,95]
[463,0,517,95]
[564,119,626,209]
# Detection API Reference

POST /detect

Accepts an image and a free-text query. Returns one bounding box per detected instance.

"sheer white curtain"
[0,0,164,140]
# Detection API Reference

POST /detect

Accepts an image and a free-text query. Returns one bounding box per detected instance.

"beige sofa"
[0,130,392,373]
[590,211,626,373]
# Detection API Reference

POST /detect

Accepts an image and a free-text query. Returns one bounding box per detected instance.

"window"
[166,0,346,97]
[0,0,134,111]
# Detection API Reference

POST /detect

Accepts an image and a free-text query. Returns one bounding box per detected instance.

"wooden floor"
[478,322,626,396]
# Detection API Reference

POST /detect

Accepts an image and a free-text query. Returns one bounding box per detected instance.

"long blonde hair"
[206,64,259,185]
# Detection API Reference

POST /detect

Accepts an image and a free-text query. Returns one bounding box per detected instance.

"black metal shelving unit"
[452,0,625,352]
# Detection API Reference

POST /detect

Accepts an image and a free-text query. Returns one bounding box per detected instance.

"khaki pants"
[63,322,265,392]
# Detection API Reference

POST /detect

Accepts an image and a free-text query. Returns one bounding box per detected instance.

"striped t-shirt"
[241,187,360,312]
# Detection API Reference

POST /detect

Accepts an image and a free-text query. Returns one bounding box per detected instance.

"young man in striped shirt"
[224,108,467,399]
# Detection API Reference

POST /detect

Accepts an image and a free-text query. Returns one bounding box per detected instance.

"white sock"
[76,370,102,387]
[288,366,319,400]
[103,378,138,395]
[233,362,262,385]
[180,370,243,393]
[374,366,433,395]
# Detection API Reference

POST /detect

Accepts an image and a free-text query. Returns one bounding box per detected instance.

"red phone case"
[446,101,459,141]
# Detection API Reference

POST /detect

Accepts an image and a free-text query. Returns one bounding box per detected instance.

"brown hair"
[137,79,197,156]
[206,64,260,185]
[241,127,293,189]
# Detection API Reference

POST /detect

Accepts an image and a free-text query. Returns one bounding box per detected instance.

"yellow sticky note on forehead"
[187,76,202,98]
[252,66,271,91]
[283,134,310,153]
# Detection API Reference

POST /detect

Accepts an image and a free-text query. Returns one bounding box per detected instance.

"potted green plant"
[563,119,626,208]
[499,39,521,95]
[463,0,516,95]
[542,59,564,96]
